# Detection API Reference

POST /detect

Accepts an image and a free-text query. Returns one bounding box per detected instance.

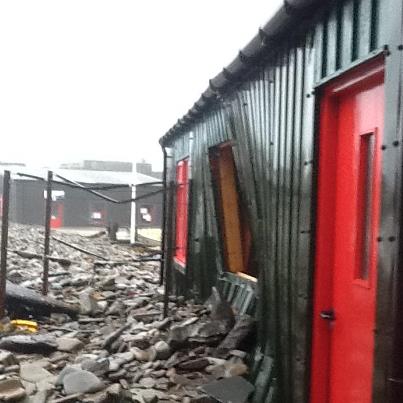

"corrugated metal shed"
[161,0,403,402]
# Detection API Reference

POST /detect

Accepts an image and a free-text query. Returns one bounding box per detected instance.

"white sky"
[0,0,282,171]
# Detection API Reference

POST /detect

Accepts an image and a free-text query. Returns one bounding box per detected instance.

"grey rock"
[127,332,150,350]
[25,389,51,403]
[102,323,131,351]
[201,376,254,403]
[131,348,150,362]
[81,358,109,376]
[108,369,127,381]
[63,369,104,394]
[205,287,234,324]
[177,358,209,371]
[188,320,232,345]
[153,341,171,360]
[150,369,166,378]
[55,365,81,386]
[106,300,123,316]
[187,397,215,403]
[0,351,19,366]
[57,337,84,353]
[4,365,19,374]
[167,324,191,349]
[216,315,255,355]
[130,388,164,403]
[36,377,56,392]
[153,317,171,330]
[139,377,156,388]
[169,373,191,386]
[86,383,122,403]
[20,363,52,383]
[143,391,158,403]
[229,350,247,359]
[79,289,99,315]
[21,380,36,396]
[0,335,57,354]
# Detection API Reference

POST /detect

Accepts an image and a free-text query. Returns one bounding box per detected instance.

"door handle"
[320,309,335,321]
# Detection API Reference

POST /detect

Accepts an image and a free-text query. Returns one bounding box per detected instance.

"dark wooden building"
[160,0,403,402]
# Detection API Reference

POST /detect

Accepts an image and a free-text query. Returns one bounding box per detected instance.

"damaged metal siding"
[162,0,403,401]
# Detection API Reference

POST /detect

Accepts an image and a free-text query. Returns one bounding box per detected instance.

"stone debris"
[0,224,255,402]
[201,376,254,403]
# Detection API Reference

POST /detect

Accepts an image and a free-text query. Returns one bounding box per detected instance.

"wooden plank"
[5,280,78,318]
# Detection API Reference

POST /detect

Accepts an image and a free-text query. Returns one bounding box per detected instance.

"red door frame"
[310,58,384,403]
[174,158,189,265]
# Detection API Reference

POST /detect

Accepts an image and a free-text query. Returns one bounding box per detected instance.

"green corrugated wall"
[163,0,401,401]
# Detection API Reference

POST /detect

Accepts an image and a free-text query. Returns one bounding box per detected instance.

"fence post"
[130,184,137,244]
[42,170,53,296]
[0,171,11,318]
[160,147,168,286]
[163,181,175,318]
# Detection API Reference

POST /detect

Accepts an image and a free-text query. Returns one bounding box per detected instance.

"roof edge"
[160,0,329,146]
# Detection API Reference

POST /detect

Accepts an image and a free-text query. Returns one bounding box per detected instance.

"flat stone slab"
[0,335,57,354]
[56,338,84,353]
[201,376,254,403]
[63,369,104,395]
[20,363,53,383]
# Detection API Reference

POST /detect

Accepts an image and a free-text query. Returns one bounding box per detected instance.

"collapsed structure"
[0,224,255,402]
[160,0,403,402]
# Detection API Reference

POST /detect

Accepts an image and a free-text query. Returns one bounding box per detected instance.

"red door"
[50,202,64,229]
[174,158,189,265]
[311,59,384,403]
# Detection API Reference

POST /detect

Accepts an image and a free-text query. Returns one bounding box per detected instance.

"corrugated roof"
[0,165,157,186]
[159,0,328,146]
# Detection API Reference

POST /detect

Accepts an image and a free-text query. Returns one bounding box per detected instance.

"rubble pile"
[0,224,255,403]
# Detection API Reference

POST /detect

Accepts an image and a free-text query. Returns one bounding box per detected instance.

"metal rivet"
[306,93,311,98]
[381,145,387,150]
[398,44,403,51]
[393,140,399,147]
[377,237,383,242]
[388,236,396,242]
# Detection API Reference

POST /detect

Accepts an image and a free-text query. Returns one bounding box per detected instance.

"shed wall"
[163,0,403,402]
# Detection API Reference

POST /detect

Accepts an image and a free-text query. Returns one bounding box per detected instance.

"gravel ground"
[0,223,253,403]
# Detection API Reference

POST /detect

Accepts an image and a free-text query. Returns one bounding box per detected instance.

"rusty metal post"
[0,171,11,318]
[42,171,52,295]
[160,147,168,285]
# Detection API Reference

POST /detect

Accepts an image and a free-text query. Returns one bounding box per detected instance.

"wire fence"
[0,169,165,317]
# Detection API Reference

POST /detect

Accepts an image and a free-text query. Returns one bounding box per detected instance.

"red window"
[174,158,189,264]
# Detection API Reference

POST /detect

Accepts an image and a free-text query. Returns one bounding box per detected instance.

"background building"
[0,164,162,234]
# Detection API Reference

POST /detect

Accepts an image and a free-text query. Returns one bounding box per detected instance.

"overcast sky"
[0,1,282,171]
